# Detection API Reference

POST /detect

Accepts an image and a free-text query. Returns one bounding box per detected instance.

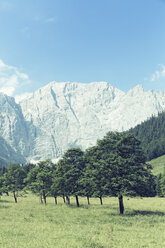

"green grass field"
[0,193,165,248]
[149,155,165,175]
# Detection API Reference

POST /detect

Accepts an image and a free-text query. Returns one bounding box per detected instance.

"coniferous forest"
[128,111,165,161]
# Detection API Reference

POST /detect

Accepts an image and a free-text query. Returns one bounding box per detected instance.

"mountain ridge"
[1,81,165,164]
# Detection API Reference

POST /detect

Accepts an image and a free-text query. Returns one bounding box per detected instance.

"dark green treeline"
[128,111,165,161]
[0,131,161,214]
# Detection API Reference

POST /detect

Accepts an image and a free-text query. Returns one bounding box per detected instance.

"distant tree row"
[0,132,157,214]
[155,169,165,197]
[128,111,165,161]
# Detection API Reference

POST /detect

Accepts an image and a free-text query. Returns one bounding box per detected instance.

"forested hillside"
[128,111,165,161]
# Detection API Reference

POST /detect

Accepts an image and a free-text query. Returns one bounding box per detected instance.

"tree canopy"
[52,148,85,207]
[0,131,156,214]
[25,159,53,204]
[3,164,26,203]
[85,132,155,213]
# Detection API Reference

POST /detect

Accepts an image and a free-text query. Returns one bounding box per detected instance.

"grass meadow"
[0,194,165,248]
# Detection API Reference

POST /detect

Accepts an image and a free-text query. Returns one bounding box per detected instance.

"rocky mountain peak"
[1,81,165,164]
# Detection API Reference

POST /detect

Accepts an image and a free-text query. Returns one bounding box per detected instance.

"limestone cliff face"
[0,93,28,164]
[1,81,165,164]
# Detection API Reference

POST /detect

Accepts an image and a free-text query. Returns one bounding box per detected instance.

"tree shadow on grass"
[65,203,91,209]
[125,210,165,216]
[0,199,10,203]
[105,208,165,217]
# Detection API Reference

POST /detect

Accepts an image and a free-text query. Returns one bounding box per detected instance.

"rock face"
[1,81,165,163]
[0,94,28,164]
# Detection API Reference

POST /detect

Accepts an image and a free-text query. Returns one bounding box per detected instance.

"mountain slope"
[1,81,165,163]
[0,93,32,164]
[129,111,165,161]
[19,81,124,161]
[19,82,165,161]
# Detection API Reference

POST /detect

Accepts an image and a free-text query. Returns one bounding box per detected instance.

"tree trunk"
[66,195,70,205]
[6,192,9,196]
[40,196,43,203]
[118,195,124,214]
[87,196,90,205]
[63,195,65,203]
[99,196,103,205]
[13,191,17,203]
[75,195,80,207]
[54,196,57,205]
[43,192,47,205]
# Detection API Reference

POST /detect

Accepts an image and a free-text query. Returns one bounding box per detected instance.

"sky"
[0,0,165,97]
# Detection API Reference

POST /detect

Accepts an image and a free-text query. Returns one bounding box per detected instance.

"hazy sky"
[0,0,165,96]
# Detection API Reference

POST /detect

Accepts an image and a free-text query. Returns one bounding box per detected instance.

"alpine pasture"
[0,193,165,248]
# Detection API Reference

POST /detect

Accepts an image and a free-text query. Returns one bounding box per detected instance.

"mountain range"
[1,81,165,164]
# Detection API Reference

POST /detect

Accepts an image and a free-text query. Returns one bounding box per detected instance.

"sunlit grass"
[0,194,165,248]
[149,154,165,175]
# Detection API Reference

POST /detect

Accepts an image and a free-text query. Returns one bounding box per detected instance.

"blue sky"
[0,0,165,96]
